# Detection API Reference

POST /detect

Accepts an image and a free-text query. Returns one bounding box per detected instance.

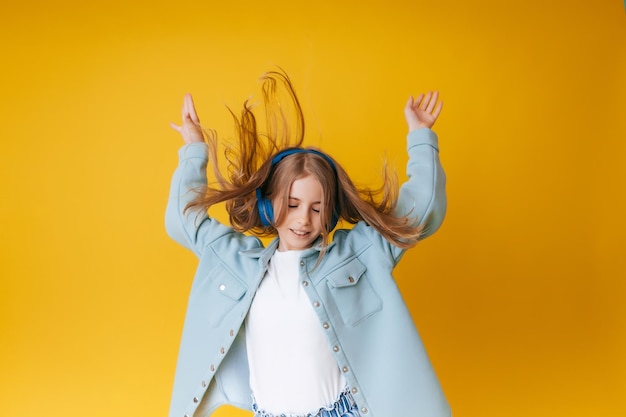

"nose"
[297,208,311,225]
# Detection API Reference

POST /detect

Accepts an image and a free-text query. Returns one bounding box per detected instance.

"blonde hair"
[185,70,422,253]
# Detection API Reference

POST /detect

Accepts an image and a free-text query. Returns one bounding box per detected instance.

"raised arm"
[397,91,446,240]
[165,94,232,257]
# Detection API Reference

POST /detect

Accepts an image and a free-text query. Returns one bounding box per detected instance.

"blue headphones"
[256,148,339,229]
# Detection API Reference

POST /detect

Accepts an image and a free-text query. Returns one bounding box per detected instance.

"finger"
[418,92,432,110]
[185,94,201,124]
[425,91,439,114]
[432,100,443,120]
[181,94,189,121]
[413,93,425,110]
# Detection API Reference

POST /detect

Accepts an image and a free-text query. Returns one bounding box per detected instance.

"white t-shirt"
[245,249,345,415]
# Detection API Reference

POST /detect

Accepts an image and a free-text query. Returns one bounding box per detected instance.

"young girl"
[166,71,450,417]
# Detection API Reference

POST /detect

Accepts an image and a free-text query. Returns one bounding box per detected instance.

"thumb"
[404,96,414,118]
[404,96,417,122]
[170,122,182,133]
[404,96,414,112]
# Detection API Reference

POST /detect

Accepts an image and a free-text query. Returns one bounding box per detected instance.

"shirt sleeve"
[397,127,447,240]
[164,142,233,257]
[340,128,447,266]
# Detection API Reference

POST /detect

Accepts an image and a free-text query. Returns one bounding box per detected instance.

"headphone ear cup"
[256,188,273,226]
[257,197,274,226]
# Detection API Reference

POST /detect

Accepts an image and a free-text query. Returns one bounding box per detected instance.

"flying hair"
[184,70,423,257]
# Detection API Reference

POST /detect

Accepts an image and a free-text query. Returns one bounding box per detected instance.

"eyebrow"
[288,196,321,204]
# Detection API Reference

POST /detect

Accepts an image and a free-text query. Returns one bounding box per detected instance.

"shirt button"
[201,380,207,388]
[313,301,320,307]
[342,366,349,373]
[323,322,330,329]
[351,387,358,394]
[193,397,199,403]
[302,280,309,287]
[220,347,225,354]
[300,261,305,266]
[210,364,215,372]
[333,345,340,352]
[361,407,368,414]
[219,284,226,291]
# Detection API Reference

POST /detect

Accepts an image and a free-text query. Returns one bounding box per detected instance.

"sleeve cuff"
[407,128,439,152]
[178,142,209,160]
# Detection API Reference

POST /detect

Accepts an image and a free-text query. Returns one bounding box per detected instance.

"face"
[274,175,324,251]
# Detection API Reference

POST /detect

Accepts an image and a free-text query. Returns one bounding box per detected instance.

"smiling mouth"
[290,229,310,237]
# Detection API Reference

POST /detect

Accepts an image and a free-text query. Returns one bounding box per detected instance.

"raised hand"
[170,94,205,144]
[404,91,443,132]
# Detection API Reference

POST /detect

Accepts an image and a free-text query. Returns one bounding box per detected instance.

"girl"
[166,71,449,417]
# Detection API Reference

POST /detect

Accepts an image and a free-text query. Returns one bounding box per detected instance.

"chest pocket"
[326,259,382,326]
[191,265,247,328]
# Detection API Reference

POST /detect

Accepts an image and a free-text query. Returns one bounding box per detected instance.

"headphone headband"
[270,148,336,171]
[256,148,339,229]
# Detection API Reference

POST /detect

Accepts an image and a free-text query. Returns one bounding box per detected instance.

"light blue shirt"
[165,128,450,417]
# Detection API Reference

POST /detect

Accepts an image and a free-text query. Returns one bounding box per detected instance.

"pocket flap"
[215,275,246,300]
[326,259,367,288]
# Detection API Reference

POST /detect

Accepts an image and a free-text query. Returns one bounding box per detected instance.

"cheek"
[314,214,324,229]
[270,201,284,224]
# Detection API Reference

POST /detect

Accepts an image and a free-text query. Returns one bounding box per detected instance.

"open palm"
[404,91,443,132]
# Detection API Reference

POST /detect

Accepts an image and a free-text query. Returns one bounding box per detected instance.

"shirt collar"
[239,236,336,263]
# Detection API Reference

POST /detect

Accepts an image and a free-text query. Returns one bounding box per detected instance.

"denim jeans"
[252,388,360,417]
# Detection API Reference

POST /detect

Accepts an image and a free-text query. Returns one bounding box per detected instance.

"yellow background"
[1,1,624,416]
